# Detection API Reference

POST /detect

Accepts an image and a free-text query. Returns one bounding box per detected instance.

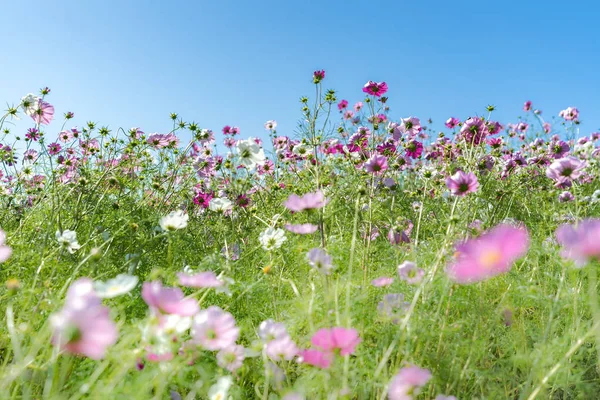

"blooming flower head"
[307,248,334,275]
[555,218,600,266]
[559,106,579,121]
[313,70,326,84]
[159,210,189,231]
[21,93,40,116]
[311,327,361,356]
[300,349,333,369]
[259,319,289,342]
[397,261,425,285]
[191,306,239,350]
[209,197,234,213]
[523,100,532,111]
[236,137,265,169]
[208,376,233,400]
[93,274,138,298]
[259,227,287,251]
[388,366,432,400]
[445,117,460,129]
[405,140,423,159]
[56,230,82,253]
[266,334,299,361]
[446,171,479,196]
[399,117,422,138]
[284,191,329,212]
[364,154,388,175]
[217,344,246,372]
[178,267,224,288]
[362,81,388,97]
[446,224,530,284]
[0,229,12,263]
[337,99,348,110]
[545,156,586,182]
[142,281,200,316]
[284,223,318,235]
[50,278,118,359]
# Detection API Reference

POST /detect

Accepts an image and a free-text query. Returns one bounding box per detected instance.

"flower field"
[0,72,599,399]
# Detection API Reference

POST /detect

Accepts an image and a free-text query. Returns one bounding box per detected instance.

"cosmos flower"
[397,261,425,285]
[362,81,388,97]
[93,274,138,298]
[141,281,200,316]
[191,306,239,351]
[236,137,266,169]
[388,366,432,400]
[307,248,334,275]
[177,267,224,288]
[56,230,82,254]
[284,223,318,234]
[0,229,12,263]
[159,210,189,231]
[284,191,329,212]
[259,227,287,251]
[446,171,479,196]
[364,154,389,175]
[555,218,600,266]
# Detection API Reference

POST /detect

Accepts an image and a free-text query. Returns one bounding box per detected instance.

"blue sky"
[1,0,599,144]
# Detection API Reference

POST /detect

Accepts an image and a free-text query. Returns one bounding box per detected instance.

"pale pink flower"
[559,106,579,121]
[142,281,200,316]
[285,223,318,234]
[388,366,432,400]
[217,344,245,372]
[446,224,530,284]
[555,218,600,266]
[284,191,329,212]
[397,261,425,285]
[266,335,299,361]
[364,154,388,175]
[371,276,394,287]
[177,270,224,288]
[191,306,239,350]
[31,99,55,125]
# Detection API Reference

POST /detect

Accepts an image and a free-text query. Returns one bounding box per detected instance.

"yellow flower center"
[480,250,502,268]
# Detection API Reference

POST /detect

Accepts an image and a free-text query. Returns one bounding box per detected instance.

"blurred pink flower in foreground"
[0,229,12,263]
[285,223,318,234]
[284,190,329,212]
[555,218,600,266]
[191,306,239,351]
[142,281,200,316]
[388,365,432,400]
[177,270,224,288]
[301,327,360,369]
[446,224,530,284]
[51,278,118,359]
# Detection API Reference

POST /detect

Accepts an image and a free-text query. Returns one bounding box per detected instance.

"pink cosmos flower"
[177,270,224,288]
[264,120,277,130]
[285,223,318,234]
[364,154,388,175]
[446,224,530,284]
[362,81,388,97]
[399,117,422,138]
[338,99,348,110]
[354,102,363,112]
[284,190,329,212]
[546,157,586,182]
[300,349,333,369]
[523,101,532,111]
[50,278,118,359]
[445,117,460,129]
[371,276,394,287]
[559,106,579,121]
[405,140,423,159]
[31,99,55,125]
[191,306,239,351]
[0,229,12,263]
[559,191,574,203]
[555,219,600,266]
[313,70,326,84]
[147,133,171,148]
[217,344,245,372]
[388,366,432,400]
[142,281,200,316]
[266,335,299,361]
[446,171,479,196]
[311,327,361,356]
[397,261,425,285]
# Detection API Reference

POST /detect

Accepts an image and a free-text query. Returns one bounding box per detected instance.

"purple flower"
[558,191,574,203]
[546,156,586,182]
[459,117,489,145]
[446,171,479,196]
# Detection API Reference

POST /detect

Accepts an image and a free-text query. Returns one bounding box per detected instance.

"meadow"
[0,71,599,399]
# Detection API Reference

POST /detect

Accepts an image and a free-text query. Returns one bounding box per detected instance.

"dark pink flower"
[311,327,361,356]
[405,140,423,159]
[362,81,388,97]
[523,101,532,111]
[338,99,348,110]
[313,70,326,84]
[445,117,460,129]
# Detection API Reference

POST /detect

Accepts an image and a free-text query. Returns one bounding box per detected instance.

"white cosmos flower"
[259,227,287,251]
[292,144,314,157]
[21,93,40,116]
[160,314,192,335]
[55,230,81,254]
[264,120,277,130]
[160,210,189,231]
[591,190,600,204]
[93,274,138,298]
[208,376,233,400]
[236,137,265,169]
[209,197,234,213]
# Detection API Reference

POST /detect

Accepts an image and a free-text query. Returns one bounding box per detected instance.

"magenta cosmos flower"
[446,224,530,284]
[362,81,388,97]
[388,366,432,400]
[555,218,600,266]
[50,278,118,359]
[191,306,239,350]
[313,70,326,84]
[284,190,329,212]
[364,154,388,175]
[405,140,423,159]
[142,281,200,316]
[445,117,460,129]
[446,171,479,196]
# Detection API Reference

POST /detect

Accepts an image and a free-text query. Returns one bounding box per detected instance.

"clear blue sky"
[2,0,599,143]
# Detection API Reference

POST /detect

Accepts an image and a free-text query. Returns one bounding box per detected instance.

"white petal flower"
[259,228,287,251]
[56,230,82,253]
[236,137,265,169]
[159,210,189,231]
[209,197,234,213]
[93,274,138,298]
[21,93,40,116]
[208,376,233,400]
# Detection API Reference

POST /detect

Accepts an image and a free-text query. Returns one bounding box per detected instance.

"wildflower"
[445,117,459,129]
[590,190,600,204]
[56,230,82,253]
[264,120,277,130]
[141,281,200,316]
[459,116,489,145]
[0,229,12,263]
[559,191,574,203]
[259,227,287,251]
[559,106,579,121]
[266,335,299,361]
[191,306,239,350]
[300,349,333,369]
[446,224,530,284]
[337,99,348,110]
[543,122,552,133]
[446,171,479,196]
[159,210,189,231]
[313,70,326,84]
[364,154,388,175]
[371,277,394,287]
[177,267,224,288]
[398,261,425,284]
[405,140,423,159]
[50,278,118,359]
[208,376,233,400]
[236,137,266,168]
[259,320,289,342]
[31,99,55,125]
[21,93,40,116]
[388,366,432,400]
[546,157,586,182]
[217,345,246,372]
[399,117,422,138]
[284,190,329,212]
[555,218,600,266]
[284,223,318,234]
[307,248,334,275]
[354,102,363,112]
[209,197,234,213]
[362,81,388,97]
[93,274,138,298]
[378,293,410,322]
